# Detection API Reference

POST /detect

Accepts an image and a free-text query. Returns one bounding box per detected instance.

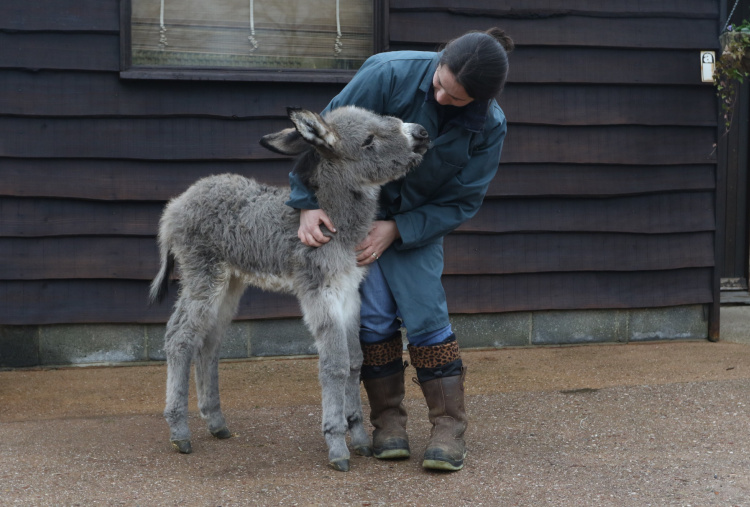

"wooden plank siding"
[0,193,715,237]
[0,0,720,326]
[0,269,714,325]
[0,233,715,280]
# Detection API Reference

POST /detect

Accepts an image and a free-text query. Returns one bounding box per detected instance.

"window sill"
[120,67,358,84]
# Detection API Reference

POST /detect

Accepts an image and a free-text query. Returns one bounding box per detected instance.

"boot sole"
[422,458,464,471]
[422,450,467,471]
[373,448,411,459]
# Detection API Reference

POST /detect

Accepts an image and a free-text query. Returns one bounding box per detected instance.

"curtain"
[131,0,373,70]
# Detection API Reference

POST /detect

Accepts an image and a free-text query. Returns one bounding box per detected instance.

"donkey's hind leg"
[164,269,228,453]
[164,297,203,454]
[194,276,245,441]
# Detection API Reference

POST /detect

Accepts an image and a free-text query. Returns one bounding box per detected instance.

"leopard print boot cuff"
[407,338,461,370]
[361,332,403,367]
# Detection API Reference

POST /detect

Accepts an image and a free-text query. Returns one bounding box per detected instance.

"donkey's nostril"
[416,127,429,139]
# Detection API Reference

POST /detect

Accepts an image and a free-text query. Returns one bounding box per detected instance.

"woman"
[286,27,513,471]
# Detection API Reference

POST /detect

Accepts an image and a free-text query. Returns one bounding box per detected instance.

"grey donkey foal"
[149,106,430,471]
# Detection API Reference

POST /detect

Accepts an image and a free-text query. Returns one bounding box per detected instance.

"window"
[120,0,386,82]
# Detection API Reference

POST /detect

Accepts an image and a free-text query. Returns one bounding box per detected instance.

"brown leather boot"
[362,366,410,459]
[361,334,410,459]
[408,336,467,471]
[415,368,468,471]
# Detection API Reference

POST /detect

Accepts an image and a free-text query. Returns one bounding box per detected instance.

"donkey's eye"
[361,134,375,148]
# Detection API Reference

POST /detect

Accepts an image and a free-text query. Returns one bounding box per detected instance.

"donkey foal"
[149,106,429,471]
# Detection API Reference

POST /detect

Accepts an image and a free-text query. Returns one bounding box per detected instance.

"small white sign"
[701,51,716,83]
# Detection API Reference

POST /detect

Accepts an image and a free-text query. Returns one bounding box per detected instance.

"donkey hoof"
[354,445,372,457]
[171,439,193,454]
[211,427,232,439]
[329,458,350,472]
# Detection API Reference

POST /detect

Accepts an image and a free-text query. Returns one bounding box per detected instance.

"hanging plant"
[714,20,750,133]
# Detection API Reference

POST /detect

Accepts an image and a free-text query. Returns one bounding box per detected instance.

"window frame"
[119,0,388,83]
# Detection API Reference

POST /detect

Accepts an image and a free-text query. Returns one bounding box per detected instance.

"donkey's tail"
[149,249,175,306]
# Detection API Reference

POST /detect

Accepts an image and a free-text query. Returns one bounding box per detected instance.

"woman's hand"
[356,220,400,266]
[298,209,336,247]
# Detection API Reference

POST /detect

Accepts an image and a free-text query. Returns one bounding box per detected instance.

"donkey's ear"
[259,127,310,156]
[287,107,340,153]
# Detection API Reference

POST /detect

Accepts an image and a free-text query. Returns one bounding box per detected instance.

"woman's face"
[432,65,474,107]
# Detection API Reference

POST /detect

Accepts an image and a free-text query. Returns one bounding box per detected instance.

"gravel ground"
[2,340,750,506]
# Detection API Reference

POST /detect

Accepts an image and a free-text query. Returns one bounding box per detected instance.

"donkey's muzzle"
[405,123,430,155]
[414,126,429,140]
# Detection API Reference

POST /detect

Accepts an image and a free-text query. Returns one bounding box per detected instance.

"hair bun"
[485,27,514,53]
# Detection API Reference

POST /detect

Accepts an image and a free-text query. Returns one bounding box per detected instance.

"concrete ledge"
[0,305,711,367]
[719,306,750,345]
[628,305,709,342]
[145,322,252,361]
[0,326,39,368]
[39,325,146,365]
[449,312,531,348]
[531,310,628,345]
[247,319,318,357]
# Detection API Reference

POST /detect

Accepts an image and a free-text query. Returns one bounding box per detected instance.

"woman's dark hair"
[439,27,514,101]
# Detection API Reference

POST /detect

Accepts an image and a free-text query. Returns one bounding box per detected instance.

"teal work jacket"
[286,51,507,335]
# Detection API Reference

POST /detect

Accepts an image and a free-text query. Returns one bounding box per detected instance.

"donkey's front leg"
[300,291,351,471]
[342,288,370,457]
[345,354,370,457]
[317,331,351,471]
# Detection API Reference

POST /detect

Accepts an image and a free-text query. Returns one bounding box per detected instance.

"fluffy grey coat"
[149,106,429,471]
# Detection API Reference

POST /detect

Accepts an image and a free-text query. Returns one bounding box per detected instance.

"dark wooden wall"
[0,0,720,326]
[718,0,750,290]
